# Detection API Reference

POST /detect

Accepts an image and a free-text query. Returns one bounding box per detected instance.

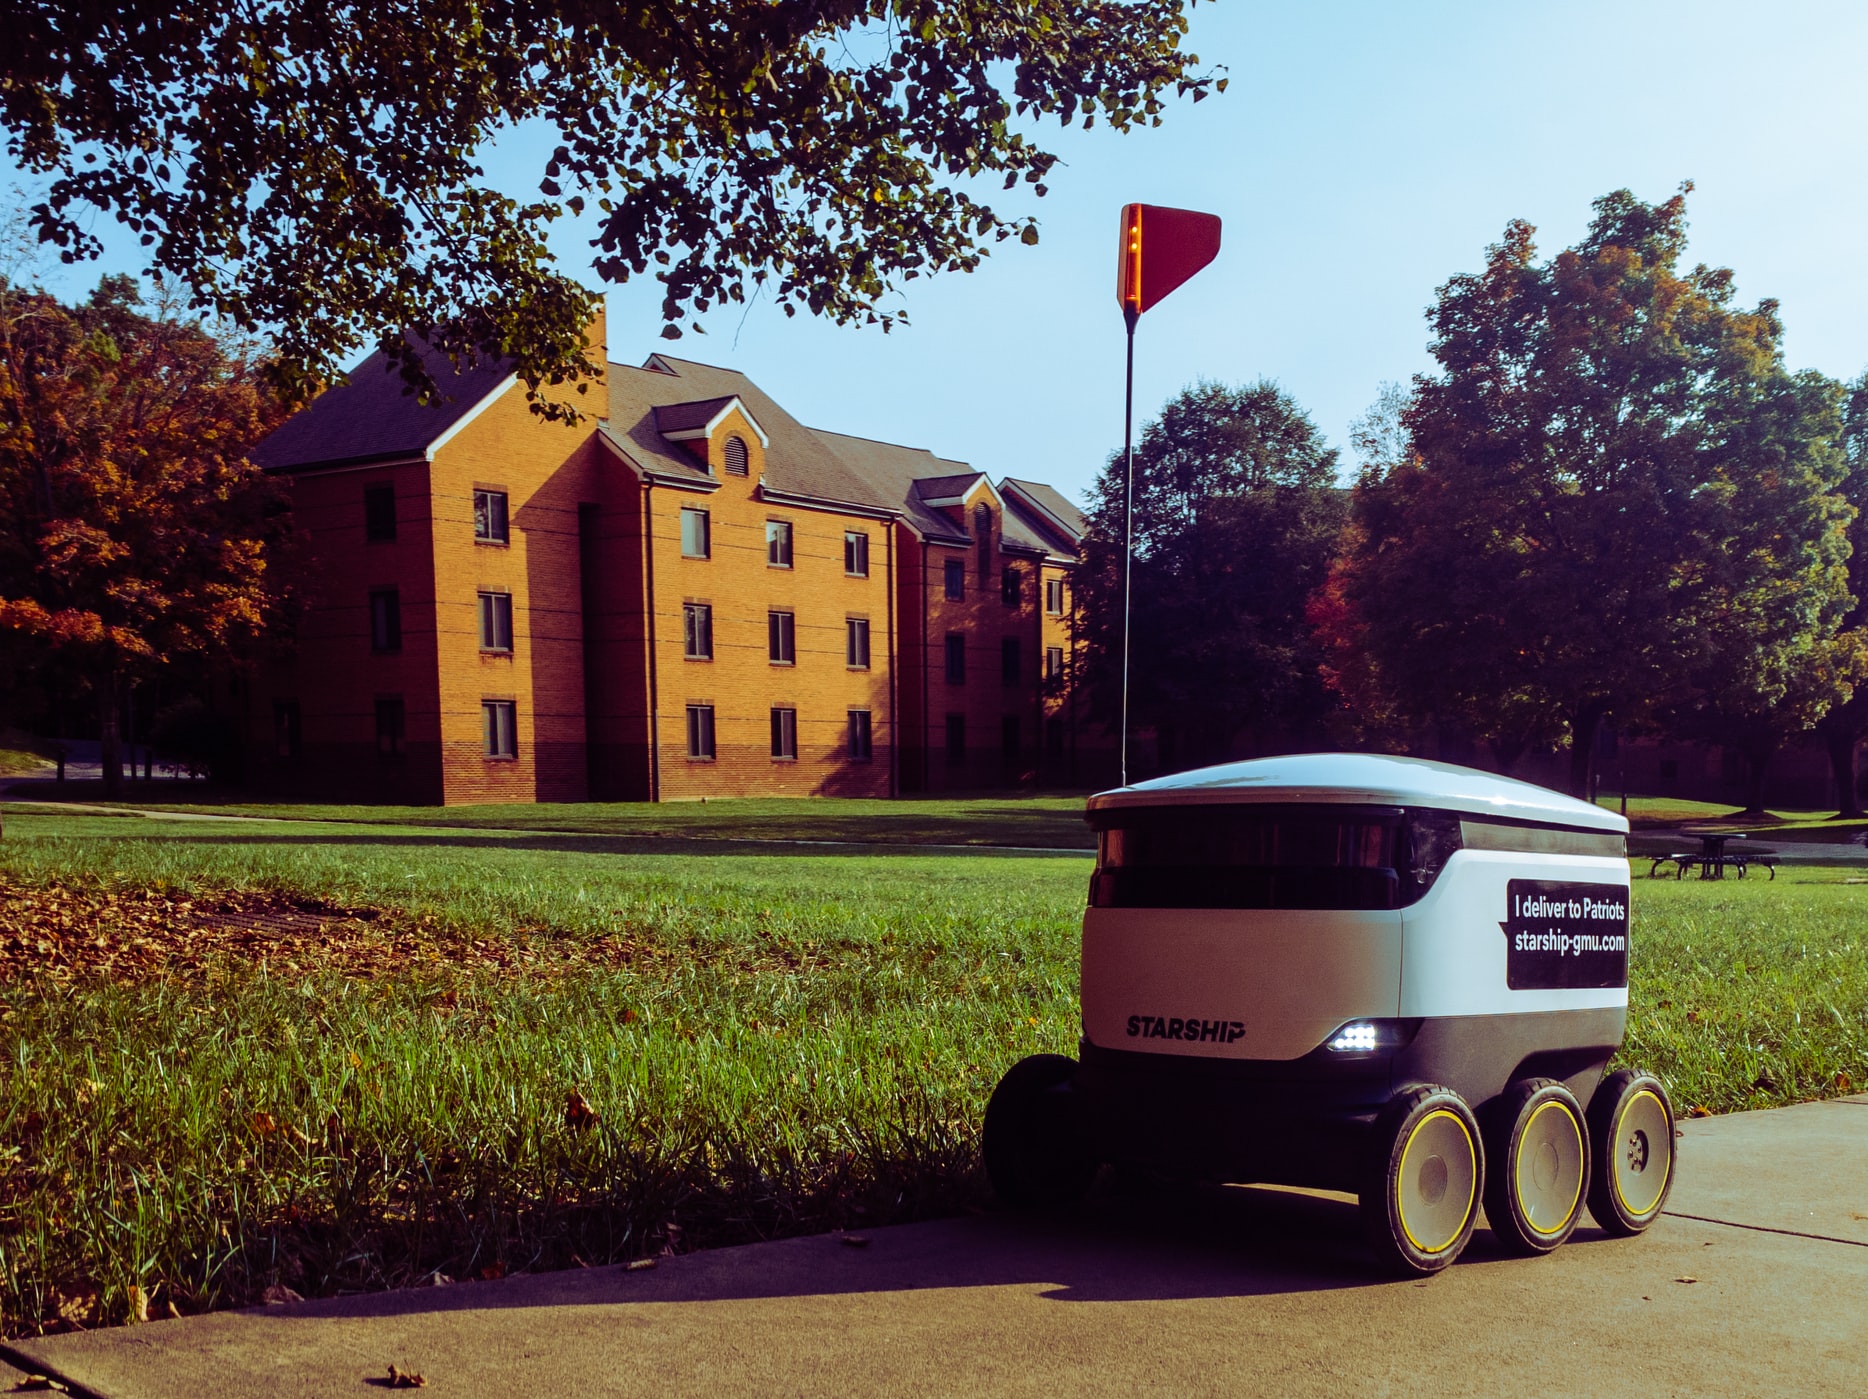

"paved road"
[7,1097,1864,1397]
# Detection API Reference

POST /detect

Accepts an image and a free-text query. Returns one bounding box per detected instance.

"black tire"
[1586,1069,1675,1236]
[1360,1084,1484,1276]
[982,1053,1096,1210]
[1482,1078,1590,1255]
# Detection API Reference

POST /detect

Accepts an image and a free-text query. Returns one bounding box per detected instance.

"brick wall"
[648,407,894,799]
[248,458,446,802]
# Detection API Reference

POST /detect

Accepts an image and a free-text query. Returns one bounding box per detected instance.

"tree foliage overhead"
[1077,379,1347,773]
[1323,187,1856,793]
[0,273,291,792]
[0,0,1221,413]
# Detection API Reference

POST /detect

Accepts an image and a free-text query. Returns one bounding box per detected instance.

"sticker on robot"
[1500,879,1628,990]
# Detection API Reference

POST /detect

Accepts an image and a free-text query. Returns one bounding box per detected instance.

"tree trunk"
[99,665,123,800]
[1826,728,1864,819]
[1567,703,1606,800]
[1739,741,1775,820]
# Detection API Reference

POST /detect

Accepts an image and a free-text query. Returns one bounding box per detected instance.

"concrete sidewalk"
[8,1099,1866,1398]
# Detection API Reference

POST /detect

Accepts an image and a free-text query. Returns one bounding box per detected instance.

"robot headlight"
[1324,1019,1413,1054]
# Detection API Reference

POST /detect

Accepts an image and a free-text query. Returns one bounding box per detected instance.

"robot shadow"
[270,1180,1604,1326]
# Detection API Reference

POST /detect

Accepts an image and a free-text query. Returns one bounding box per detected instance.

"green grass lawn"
[0,790,1100,849]
[0,807,1863,1335]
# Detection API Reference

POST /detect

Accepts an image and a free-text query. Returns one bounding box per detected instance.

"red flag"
[1117,204,1222,316]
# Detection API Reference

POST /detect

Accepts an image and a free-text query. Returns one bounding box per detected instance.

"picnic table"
[1647,831,1777,881]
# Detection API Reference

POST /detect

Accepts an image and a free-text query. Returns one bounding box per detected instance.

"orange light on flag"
[1116,203,1222,318]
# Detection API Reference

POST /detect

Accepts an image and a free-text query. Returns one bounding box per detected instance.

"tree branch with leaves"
[1,0,1223,414]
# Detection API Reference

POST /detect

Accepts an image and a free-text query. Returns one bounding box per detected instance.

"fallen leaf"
[127,1283,147,1323]
[841,1234,869,1248]
[477,1263,506,1281]
[563,1091,599,1133]
[384,1364,427,1388]
[626,1258,657,1272]
[7,1377,68,1393]
[1836,1073,1854,1093]
[260,1285,303,1305]
[1686,1105,1712,1119]
[249,1111,278,1136]
[52,1289,96,1329]
[1674,1276,1697,1284]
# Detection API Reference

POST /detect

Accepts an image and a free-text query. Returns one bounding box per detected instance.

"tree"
[1813,373,1868,817]
[1326,187,1854,797]
[0,273,291,796]
[1076,380,1348,773]
[1,1,1220,413]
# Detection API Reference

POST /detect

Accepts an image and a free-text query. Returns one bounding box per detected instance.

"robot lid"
[1086,752,1627,834]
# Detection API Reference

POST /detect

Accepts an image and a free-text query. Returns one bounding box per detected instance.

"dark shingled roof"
[652,396,742,437]
[251,340,515,472]
[912,472,988,502]
[1002,477,1086,560]
[605,356,886,504]
[807,431,979,542]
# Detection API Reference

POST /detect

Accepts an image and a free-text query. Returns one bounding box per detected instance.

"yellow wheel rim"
[1514,1099,1585,1236]
[1396,1108,1477,1255]
[1612,1089,1672,1219]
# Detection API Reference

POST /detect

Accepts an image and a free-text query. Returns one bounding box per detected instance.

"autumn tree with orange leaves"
[0,273,291,795]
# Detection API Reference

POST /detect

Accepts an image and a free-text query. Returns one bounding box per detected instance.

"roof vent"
[724,434,750,476]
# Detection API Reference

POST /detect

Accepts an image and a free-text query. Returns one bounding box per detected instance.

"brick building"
[246,321,1102,803]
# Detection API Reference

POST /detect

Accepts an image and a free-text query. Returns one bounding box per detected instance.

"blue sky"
[14,1,1868,505]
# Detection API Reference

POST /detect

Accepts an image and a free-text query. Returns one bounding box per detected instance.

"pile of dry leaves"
[0,879,647,984]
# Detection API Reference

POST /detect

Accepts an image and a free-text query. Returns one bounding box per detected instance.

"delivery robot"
[982,753,1674,1275]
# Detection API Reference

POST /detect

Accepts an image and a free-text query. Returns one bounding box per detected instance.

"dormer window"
[975,503,992,581]
[724,435,750,476]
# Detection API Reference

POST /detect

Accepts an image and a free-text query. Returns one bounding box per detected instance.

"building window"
[369,588,401,653]
[848,709,873,762]
[768,610,796,664]
[1001,567,1021,607]
[1045,645,1065,682]
[945,713,966,768]
[945,633,966,684]
[478,591,513,652]
[944,558,964,600]
[766,519,793,568]
[273,701,301,760]
[483,700,517,759]
[724,434,750,476]
[845,531,869,577]
[375,697,406,758]
[686,704,716,760]
[1045,577,1066,615]
[683,602,713,660]
[680,507,711,559]
[975,503,992,581]
[474,489,509,544]
[770,706,798,760]
[846,617,870,669]
[364,485,396,542]
[1001,638,1021,686]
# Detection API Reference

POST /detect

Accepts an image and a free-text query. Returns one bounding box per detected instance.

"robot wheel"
[1361,1084,1483,1276]
[982,1053,1098,1210]
[1586,1069,1676,1235]
[1482,1078,1590,1255]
